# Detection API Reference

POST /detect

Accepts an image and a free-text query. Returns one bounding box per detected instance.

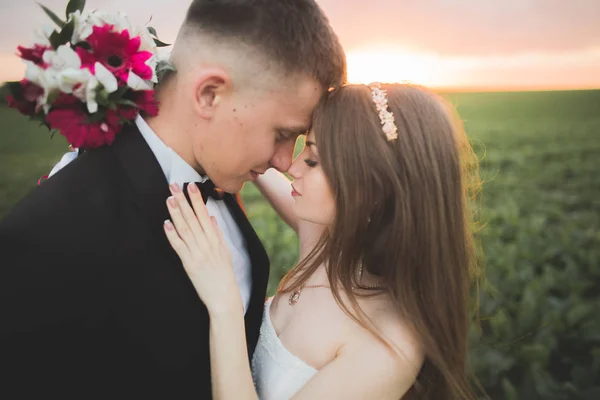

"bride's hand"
[163,183,242,314]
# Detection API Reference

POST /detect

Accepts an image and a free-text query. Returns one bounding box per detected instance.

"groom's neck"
[144,114,206,175]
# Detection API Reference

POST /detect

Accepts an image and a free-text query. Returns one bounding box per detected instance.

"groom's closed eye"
[276,126,311,142]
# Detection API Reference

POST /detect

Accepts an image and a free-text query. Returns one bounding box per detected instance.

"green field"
[1,90,599,398]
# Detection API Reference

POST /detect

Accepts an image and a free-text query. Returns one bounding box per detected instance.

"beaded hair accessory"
[369,82,398,141]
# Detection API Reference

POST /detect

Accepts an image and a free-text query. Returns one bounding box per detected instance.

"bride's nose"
[287,157,303,179]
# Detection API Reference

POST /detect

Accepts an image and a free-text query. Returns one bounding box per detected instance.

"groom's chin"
[227,182,246,194]
[217,179,246,194]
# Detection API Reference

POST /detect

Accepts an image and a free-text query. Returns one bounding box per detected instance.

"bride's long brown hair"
[279,84,482,399]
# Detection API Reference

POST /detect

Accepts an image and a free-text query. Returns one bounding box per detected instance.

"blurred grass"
[0,107,69,216]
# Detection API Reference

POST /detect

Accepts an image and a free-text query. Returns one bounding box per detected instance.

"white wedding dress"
[251,297,318,400]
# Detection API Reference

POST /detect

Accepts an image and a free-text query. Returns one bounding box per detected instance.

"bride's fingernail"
[164,220,174,231]
[167,196,177,208]
[170,183,181,193]
[188,182,198,193]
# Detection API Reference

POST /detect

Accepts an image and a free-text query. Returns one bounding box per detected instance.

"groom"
[0,0,346,398]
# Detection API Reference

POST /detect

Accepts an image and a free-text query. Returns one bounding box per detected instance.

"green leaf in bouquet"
[116,99,139,108]
[96,89,110,107]
[147,26,158,37]
[49,31,62,50]
[58,19,75,45]
[48,18,75,50]
[153,38,171,47]
[156,59,177,82]
[107,86,129,102]
[66,0,86,17]
[38,3,66,29]
[84,109,107,124]
[72,41,92,51]
[46,90,60,106]
[7,81,24,100]
[157,59,176,72]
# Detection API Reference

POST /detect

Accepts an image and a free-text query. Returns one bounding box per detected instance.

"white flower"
[43,45,82,71]
[56,67,93,94]
[94,62,118,93]
[96,10,132,32]
[127,71,153,91]
[134,25,158,56]
[84,76,100,113]
[70,9,132,43]
[146,55,158,83]
[70,10,91,43]
[25,61,58,110]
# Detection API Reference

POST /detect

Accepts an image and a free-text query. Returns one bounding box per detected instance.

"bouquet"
[6,0,174,149]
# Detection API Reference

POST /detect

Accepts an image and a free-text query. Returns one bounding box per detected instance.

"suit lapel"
[111,124,177,259]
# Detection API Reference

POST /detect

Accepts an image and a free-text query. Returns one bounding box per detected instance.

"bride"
[164,83,480,399]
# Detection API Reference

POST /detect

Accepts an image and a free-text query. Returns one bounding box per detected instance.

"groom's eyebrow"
[280,125,311,137]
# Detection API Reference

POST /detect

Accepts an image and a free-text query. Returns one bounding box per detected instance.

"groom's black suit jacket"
[0,124,270,399]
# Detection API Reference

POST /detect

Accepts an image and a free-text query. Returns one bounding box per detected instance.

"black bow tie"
[183,180,224,203]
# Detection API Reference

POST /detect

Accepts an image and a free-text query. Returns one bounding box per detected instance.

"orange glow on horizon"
[345,46,600,91]
[346,49,443,87]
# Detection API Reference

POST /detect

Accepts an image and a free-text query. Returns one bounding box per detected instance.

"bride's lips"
[291,185,302,197]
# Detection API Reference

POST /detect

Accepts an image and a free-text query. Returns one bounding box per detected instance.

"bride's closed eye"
[304,159,318,167]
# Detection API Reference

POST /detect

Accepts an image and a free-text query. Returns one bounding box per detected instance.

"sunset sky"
[0,0,598,90]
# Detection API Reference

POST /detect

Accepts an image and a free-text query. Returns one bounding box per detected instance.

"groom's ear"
[193,69,231,120]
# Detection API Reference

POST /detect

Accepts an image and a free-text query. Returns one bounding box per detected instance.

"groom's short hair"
[174,0,347,90]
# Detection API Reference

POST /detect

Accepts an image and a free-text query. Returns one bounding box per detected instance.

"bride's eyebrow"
[305,141,319,156]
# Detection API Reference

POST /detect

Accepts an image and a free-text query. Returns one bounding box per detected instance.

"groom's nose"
[269,139,296,172]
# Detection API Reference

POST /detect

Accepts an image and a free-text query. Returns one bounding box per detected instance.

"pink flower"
[46,94,124,149]
[17,44,51,68]
[7,79,44,116]
[77,24,153,85]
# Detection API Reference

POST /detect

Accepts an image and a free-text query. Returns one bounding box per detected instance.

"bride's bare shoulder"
[343,294,425,369]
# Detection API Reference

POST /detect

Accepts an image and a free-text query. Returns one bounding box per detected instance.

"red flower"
[46,94,125,149]
[17,44,51,68]
[116,91,159,122]
[117,105,139,121]
[132,90,159,116]
[7,79,44,116]
[77,24,153,85]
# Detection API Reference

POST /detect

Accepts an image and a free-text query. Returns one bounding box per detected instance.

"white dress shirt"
[136,116,253,313]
